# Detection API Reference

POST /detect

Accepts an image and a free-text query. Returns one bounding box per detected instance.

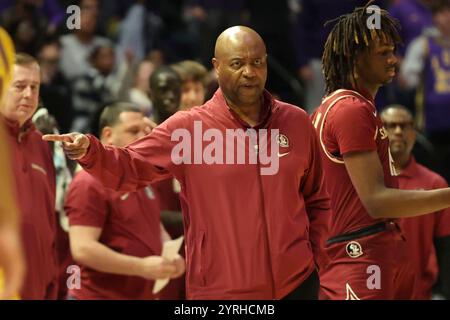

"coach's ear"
[100,126,113,144]
[212,57,219,75]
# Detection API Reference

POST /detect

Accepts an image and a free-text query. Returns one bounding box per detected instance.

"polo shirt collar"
[398,156,417,178]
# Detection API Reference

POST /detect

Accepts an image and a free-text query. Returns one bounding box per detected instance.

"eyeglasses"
[383,121,415,131]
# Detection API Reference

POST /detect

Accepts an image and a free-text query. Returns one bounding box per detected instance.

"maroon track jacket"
[78,89,330,299]
[3,117,57,299]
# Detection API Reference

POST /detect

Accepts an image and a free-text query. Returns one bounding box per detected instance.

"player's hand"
[0,225,25,299]
[137,256,179,280]
[169,254,185,279]
[42,133,90,160]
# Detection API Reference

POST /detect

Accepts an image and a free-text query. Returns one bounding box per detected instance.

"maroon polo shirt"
[65,170,162,299]
[397,157,450,299]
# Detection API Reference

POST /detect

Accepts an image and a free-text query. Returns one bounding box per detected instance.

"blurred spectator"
[59,0,110,80]
[377,0,435,115]
[0,53,58,299]
[37,37,73,132]
[171,60,208,110]
[149,66,182,123]
[184,0,246,66]
[157,0,200,62]
[0,0,64,32]
[116,50,166,120]
[127,59,157,117]
[389,0,434,56]
[116,0,164,66]
[71,43,130,133]
[401,0,450,181]
[96,0,134,39]
[0,0,61,55]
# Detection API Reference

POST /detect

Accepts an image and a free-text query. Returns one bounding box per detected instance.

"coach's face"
[212,27,267,110]
[381,108,416,158]
[1,63,40,127]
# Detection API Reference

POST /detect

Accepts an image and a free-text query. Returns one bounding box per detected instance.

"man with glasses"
[381,104,450,300]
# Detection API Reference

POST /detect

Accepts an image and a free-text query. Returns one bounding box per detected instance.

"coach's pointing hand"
[42,133,90,160]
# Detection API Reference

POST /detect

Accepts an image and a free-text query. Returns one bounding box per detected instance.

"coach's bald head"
[214,26,266,60]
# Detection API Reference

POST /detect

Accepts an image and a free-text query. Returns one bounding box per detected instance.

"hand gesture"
[42,133,90,160]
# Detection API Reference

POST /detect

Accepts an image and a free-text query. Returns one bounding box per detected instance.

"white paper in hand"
[152,236,184,294]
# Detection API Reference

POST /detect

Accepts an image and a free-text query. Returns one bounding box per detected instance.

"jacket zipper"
[254,130,276,299]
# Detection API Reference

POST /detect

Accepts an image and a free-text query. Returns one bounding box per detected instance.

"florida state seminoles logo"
[276,134,289,148]
[346,241,363,258]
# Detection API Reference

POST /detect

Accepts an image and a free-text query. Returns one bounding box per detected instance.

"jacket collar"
[1,115,35,140]
[211,88,278,129]
[398,156,417,178]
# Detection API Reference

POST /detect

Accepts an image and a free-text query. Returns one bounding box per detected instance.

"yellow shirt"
[0,26,20,300]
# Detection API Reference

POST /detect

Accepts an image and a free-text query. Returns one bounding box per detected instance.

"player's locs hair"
[322,0,402,94]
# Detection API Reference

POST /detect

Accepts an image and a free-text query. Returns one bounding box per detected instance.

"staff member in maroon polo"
[381,105,450,300]
[65,102,184,300]
[1,53,58,299]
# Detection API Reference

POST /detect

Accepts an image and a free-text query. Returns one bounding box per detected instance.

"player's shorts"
[319,221,415,300]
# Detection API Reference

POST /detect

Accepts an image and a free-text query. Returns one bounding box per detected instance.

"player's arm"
[344,150,450,218]
[69,225,182,280]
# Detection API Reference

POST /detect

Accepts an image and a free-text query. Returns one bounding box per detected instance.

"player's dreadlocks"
[322,0,402,94]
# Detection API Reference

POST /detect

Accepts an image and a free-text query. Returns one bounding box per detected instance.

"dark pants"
[282,270,319,300]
